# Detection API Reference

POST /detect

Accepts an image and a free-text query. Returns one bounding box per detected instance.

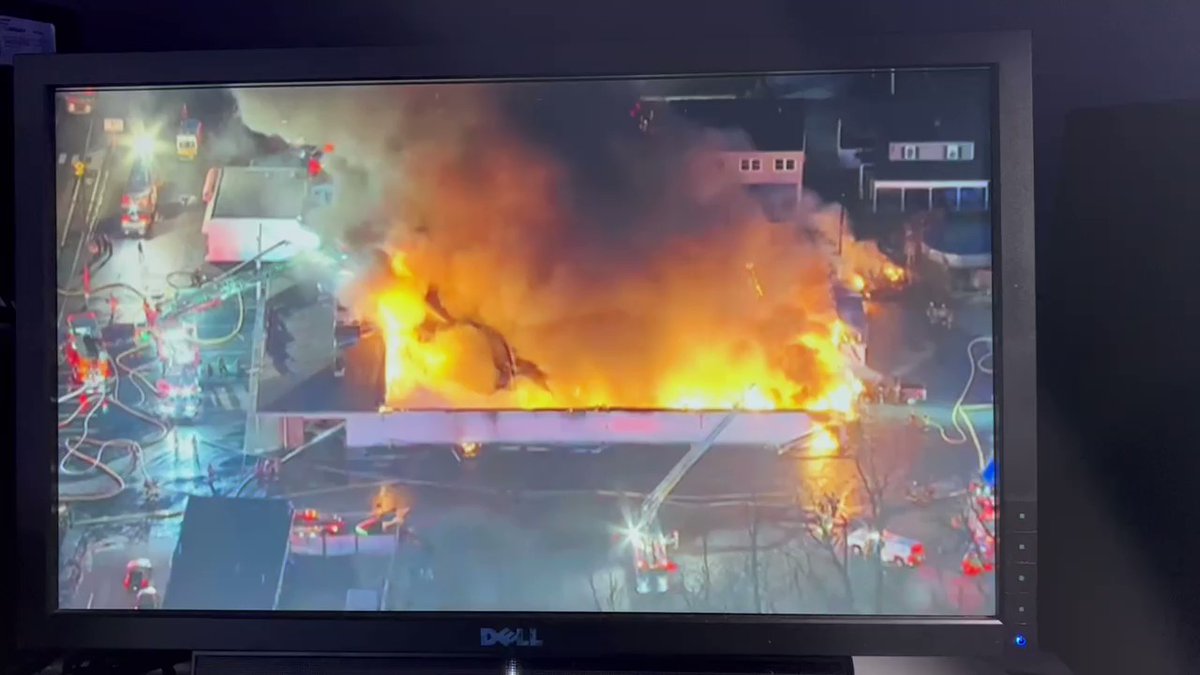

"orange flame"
[369,250,864,416]
[336,92,871,418]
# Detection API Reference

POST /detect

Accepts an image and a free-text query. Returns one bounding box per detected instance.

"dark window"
[740,158,751,171]
[933,187,959,211]
[960,187,987,211]
[774,158,786,171]
[904,188,931,212]
[875,189,903,213]
[750,159,762,171]
[785,158,797,171]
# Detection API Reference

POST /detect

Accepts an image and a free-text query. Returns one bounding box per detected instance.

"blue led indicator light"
[1014,634,1028,648]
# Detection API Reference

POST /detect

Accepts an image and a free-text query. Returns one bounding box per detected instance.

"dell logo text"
[480,628,544,647]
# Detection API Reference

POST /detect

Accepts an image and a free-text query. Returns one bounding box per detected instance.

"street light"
[132,131,157,162]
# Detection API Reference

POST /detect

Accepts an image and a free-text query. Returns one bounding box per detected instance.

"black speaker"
[1043,100,1200,675]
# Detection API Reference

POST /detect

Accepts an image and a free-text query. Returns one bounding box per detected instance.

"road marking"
[59,153,67,165]
[56,119,103,327]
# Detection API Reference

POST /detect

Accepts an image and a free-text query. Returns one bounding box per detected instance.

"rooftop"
[256,332,385,414]
[925,217,992,256]
[162,496,292,611]
[211,166,310,220]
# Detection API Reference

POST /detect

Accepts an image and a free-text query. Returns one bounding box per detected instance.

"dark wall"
[35,0,1200,224]
[20,1,1200,673]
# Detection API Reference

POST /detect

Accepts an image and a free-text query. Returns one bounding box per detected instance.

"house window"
[945,144,961,160]
[901,144,918,160]
[904,188,931,212]
[774,158,786,171]
[959,187,987,211]
[785,158,797,171]
[740,158,751,171]
[933,187,959,210]
[751,159,762,171]
[875,188,903,214]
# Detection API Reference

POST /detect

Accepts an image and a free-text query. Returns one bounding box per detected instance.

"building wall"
[718,150,805,187]
[887,140,976,162]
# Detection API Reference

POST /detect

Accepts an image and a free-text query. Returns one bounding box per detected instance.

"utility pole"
[838,199,847,257]
[256,223,264,301]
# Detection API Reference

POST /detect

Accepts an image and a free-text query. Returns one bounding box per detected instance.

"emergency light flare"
[131,131,158,162]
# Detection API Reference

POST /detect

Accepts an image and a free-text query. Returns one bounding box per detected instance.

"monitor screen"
[54,69,996,617]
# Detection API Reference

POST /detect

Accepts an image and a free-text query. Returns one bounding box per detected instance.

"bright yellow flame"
[460,441,480,458]
[377,277,430,404]
[849,274,866,292]
[883,264,906,284]
[808,425,840,456]
[372,250,865,418]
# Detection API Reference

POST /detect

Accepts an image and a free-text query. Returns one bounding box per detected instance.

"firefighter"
[136,240,145,264]
[143,479,161,503]
[108,294,119,326]
[142,299,158,327]
[217,357,228,377]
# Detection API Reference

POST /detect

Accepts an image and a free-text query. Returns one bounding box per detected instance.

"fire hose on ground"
[59,395,128,503]
[922,336,992,472]
[234,422,347,498]
[188,290,246,346]
[57,282,149,302]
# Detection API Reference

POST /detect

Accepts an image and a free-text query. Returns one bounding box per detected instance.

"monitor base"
[193,653,855,675]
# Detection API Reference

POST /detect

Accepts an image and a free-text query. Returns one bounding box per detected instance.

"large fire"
[368,238,866,415]
[232,83,892,419]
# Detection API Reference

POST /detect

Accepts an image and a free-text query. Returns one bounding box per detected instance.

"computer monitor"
[14,32,1036,658]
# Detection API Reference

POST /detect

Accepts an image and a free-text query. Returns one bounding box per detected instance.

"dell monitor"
[14,32,1035,662]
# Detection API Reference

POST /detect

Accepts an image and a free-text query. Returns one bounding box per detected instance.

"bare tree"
[844,413,925,612]
[588,569,624,611]
[746,495,763,613]
[801,489,854,611]
[699,530,713,607]
[779,539,811,607]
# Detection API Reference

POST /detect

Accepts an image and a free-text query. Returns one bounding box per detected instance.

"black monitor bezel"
[14,31,1035,657]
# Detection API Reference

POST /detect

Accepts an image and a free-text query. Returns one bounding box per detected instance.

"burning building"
[234,80,901,449]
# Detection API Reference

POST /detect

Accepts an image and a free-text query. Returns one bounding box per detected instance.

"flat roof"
[162,496,292,611]
[256,333,385,414]
[211,166,309,220]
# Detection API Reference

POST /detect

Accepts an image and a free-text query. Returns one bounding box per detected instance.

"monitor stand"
[192,654,1074,675]
[193,654,856,675]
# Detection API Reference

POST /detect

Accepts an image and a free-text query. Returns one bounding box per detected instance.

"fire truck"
[153,321,203,421]
[177,117,203,161]
[120,159,159,237]
[628,526,679,594]
[65,89,96,115]
[65,313,112,393]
